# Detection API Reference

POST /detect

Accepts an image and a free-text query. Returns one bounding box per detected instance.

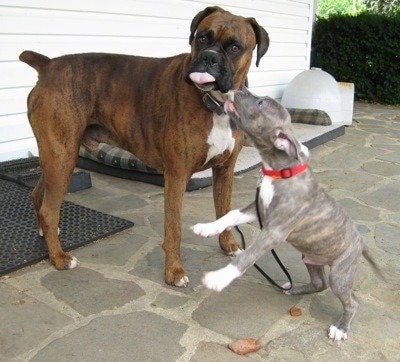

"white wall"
[0,0,315,161]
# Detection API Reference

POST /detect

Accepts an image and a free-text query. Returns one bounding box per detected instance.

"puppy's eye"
[257,99,264,107]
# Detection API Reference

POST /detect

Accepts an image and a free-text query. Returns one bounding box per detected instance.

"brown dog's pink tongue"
[189,72,216,84]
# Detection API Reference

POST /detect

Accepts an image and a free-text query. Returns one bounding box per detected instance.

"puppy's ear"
[273,130,309,162]
[189,6,223,44]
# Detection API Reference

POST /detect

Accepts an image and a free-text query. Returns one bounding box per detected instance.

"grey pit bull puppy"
[192,88,382,341]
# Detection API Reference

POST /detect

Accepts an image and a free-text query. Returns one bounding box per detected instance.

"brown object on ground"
[228,338,261,355]
[290,306,302,317]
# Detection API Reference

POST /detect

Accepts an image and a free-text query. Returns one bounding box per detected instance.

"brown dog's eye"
[198,36,207,43]
[231,45,240,52]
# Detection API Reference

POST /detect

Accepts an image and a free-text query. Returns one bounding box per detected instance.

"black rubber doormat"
[0,177,134,276]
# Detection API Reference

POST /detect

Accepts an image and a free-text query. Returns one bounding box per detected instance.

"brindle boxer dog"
[19,6,269,287]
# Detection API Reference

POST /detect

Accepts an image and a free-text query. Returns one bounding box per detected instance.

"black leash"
[235,185,292,291]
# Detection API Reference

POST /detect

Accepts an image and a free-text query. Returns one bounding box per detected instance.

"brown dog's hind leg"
[35,143,81,270]
[32,174,45,234]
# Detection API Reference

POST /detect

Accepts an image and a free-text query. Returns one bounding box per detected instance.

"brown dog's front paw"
[165,274,189,288]
[51,252,80,270]
[173,276,189,287]
[219,232,240,255]
[165,265,189,287]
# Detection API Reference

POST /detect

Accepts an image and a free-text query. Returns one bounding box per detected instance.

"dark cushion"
[79,143,162,174]
[287,108,332,125]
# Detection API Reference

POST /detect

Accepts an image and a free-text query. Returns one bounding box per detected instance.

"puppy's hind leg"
[327,261,359,341]
[283,262,329,295]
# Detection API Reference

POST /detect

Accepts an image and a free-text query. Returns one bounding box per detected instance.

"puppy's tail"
[19,50,50,75]
[362,246,386,282]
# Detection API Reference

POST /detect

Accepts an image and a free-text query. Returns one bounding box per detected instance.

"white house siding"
[0,0,315,161]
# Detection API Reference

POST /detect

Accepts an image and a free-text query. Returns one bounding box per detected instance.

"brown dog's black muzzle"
[186,49,234,93]
[200,50,220,68]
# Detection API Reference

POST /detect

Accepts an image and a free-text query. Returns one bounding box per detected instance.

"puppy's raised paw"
[191,222,221,238]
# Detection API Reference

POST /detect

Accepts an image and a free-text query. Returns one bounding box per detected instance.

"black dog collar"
[202,92,225,116]
[201,92,238,129]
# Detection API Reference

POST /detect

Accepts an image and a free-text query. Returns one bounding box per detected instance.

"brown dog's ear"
[248,18,270,67]
[189,6,223,44]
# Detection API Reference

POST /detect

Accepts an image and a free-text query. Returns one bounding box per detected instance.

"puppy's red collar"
[262,163,308,179]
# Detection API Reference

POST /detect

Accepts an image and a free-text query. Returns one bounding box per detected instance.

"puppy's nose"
[235,87,251,98]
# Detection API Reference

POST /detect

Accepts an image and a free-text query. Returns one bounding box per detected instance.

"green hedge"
[311,12,400,104]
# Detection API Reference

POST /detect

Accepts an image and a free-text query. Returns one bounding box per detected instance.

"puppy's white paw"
[174,276,189,287]
[191,223,222,238]
[202,264,241,292]
[282,282,292,295]
[68,257,80,269]
[328,325,348,341]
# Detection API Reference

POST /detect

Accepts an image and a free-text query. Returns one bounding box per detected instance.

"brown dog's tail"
[362,246,386,282]
[19,50,50,75]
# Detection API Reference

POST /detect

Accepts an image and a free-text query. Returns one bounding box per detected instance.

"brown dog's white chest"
[204,113,235,165]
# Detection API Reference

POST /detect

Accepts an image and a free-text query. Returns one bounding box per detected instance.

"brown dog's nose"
[201,51,219,68]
